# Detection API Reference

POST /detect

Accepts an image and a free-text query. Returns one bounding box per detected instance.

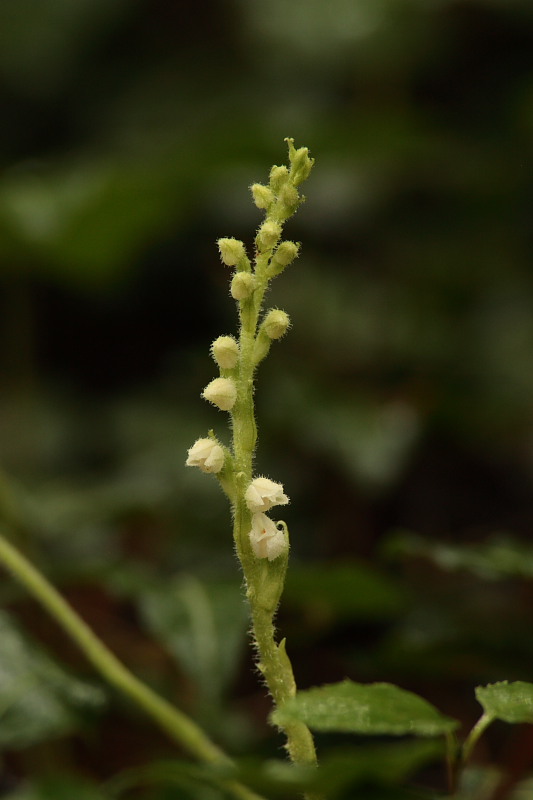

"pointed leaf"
[271,680,458,737]
[476,681,533,724]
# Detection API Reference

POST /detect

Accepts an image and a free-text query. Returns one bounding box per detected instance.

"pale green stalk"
[461,712,492,765]
[0,528,264,800]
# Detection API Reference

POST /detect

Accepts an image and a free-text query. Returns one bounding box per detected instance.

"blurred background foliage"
[0,0,533,797]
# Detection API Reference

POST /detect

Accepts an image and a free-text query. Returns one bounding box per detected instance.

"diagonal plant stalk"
[0,527,264,800]
[187,139,319,776]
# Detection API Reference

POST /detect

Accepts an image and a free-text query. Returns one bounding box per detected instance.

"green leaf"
[139,575,249,703]
[271,679,459,737]
[476,681,533,724]
[0,611,105,750]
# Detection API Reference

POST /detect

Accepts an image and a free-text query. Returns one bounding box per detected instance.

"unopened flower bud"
[218,237,246,267]
[277,182,300,214]
[269,241,300,277]
[249,513,288,561]
[263,309,290,340]
[245,477,289,512]
[286,138,314,186]
[231,272,255,301]
[186,438,224,474]
[256,220,281,253]
[251,183,274,210]
[202,377,237,411]
[211,336,239,369]
[269,165,290,194]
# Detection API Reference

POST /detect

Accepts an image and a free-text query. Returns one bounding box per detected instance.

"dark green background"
[1,1,533,798]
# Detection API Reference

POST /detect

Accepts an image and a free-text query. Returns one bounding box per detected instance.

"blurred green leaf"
[4,775,108,800]
[139,576,248,703]
[0,611,105,749]
[311,740,443,796]
[102,740,442,800]
[264,370,420,489]
[103,760,245,800]
[271,679,458,736]
[237,741,442,798]
[384,531,533,581]
[476,681,533,724]
[284,561,408,623]
[0,161,179,285]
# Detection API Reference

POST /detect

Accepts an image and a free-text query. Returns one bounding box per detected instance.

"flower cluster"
[186,140,314,571]
[245,477,289,561]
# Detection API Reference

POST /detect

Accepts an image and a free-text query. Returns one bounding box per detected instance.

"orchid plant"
[1,140,533,800]
[186,138,318,769]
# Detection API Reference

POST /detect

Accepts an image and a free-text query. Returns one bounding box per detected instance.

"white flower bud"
[256,220,282,253]
[231,272,255,301]
[202,377,237,411]
[263,309,290,340]
[245,477,289,512]
[186,438,224,474]
[251,183,274,210]
[211,336,239,369]
[218,237,246,267]
[248,513,288,561]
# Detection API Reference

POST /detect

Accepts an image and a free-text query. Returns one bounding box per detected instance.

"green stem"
[230,238,318,777]
[461,712,492,765]
[251,607,317,766]
[0,528,264,800]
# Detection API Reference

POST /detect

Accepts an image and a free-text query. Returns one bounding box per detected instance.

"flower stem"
[0,528,264,800]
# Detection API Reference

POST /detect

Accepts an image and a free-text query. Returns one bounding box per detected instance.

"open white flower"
[248,513,287,561]
[185,438,224,474]
[245,477,289,513]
